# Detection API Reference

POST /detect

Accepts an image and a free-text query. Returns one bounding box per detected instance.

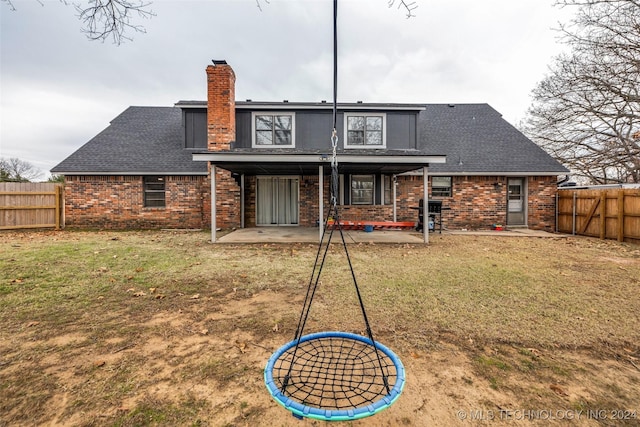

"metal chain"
[330,128,339,209]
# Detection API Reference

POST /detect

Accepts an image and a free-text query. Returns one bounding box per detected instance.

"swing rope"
[264,0,404,420]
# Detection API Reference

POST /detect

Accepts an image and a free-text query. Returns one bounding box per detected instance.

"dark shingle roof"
[52,103,567,175]
[52,107,208,174]
[420,104,568,174]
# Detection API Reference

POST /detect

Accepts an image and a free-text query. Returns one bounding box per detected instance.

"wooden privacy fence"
[0,183,64,230]
[557,188,640,244]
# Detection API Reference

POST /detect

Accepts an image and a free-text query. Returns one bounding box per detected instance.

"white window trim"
[251,112,296,148]
[344,112,387,149]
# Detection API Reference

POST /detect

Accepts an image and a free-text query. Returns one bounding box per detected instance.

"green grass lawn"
[1,230,639,426]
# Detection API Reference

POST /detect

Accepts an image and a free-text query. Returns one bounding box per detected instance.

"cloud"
[1,0,572,176]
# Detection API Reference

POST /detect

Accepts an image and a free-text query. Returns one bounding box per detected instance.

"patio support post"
[423,166,429,244]
[392,175,397,222]
[319,165,323,243]
[240,174,245,229]
[211,165,217,243]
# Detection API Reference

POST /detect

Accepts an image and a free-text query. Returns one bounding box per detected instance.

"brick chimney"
[206,60,236,151]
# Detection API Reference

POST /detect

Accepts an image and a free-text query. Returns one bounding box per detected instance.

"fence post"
[572,192,577,235]
[599,191,606,240]
[618,190,624,242]
[55,185,61,230]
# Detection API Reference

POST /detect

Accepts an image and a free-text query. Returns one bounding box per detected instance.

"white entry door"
[507,178,526,225]
[256,177,299,226]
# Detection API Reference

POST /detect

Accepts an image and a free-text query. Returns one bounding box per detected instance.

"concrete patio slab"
[215,227,566,243]
[216,227,425,244]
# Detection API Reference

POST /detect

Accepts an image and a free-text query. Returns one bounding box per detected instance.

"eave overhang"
[193,151,446,175]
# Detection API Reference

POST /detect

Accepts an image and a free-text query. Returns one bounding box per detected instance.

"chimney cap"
[212,59,228,65]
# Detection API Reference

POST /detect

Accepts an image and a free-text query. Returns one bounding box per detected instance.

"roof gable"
[52,107,208,174]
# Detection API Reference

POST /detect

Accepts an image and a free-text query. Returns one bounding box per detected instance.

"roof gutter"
[400,171,569,177]
[193,152,446,164]
[51,171,209,176]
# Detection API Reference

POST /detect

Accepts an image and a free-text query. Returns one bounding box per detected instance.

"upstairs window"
[253,113,295,147]
[344,113,386,148]
[144,176,166,208]
[431,176,452,197]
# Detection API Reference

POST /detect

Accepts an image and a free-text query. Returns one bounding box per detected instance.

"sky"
[0,0,575,179]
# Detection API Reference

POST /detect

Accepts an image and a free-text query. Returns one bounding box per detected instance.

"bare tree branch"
[388,0,418,18]
[255,0,270,12]
[74,0,155,45]
[1,0,17,11]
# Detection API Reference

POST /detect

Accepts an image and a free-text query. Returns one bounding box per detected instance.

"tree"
[523,0,640,184]
[0,158,43,182]
[2,0,417,45]
[47,174,65,183]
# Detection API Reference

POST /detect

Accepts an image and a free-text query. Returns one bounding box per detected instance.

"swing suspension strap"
[280,0,390,395]
[283,116,390,398]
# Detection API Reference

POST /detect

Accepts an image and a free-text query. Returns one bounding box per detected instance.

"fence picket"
[557,188,640,244]
[0,183,64,230]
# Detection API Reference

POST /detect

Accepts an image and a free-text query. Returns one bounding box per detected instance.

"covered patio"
[193,150,446,244]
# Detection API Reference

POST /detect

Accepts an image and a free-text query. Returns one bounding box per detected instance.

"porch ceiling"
[193,151,446,176]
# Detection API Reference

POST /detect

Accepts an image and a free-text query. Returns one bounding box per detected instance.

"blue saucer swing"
[264,3,405,419]
[265,331,405,421]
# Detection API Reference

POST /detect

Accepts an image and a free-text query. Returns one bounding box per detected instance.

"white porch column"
[319,165,324,242]
[240,174,245,229]
[423,166,429,244]
[211,165,217,243]
[392,175,397,222]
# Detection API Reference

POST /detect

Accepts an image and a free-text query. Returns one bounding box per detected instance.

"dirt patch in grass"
[1,230,639,426]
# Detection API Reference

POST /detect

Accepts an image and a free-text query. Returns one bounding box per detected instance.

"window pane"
[351,175,374,205]
[256,130,273,145]
[432,176,452,197]
[274,130,291,145]
[256,115,273,130]
[365,130,382,145]
[366,116,382,131]
[384,175,392,205]
[274,115,291,130]
[432,177,451,187]
[144,176,165,208]
[348,116,365,130]
[145,183,164,191]
[348,130,364,145]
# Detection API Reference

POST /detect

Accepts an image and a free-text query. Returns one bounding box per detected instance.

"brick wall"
[211,167,241,229]
[64,175,208,229]
[527,176,557,231]
[63,173,556,231]
[390,175,557,231]
[238,174,557,231]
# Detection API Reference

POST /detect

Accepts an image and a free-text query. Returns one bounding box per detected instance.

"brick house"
[52,60,568,240]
